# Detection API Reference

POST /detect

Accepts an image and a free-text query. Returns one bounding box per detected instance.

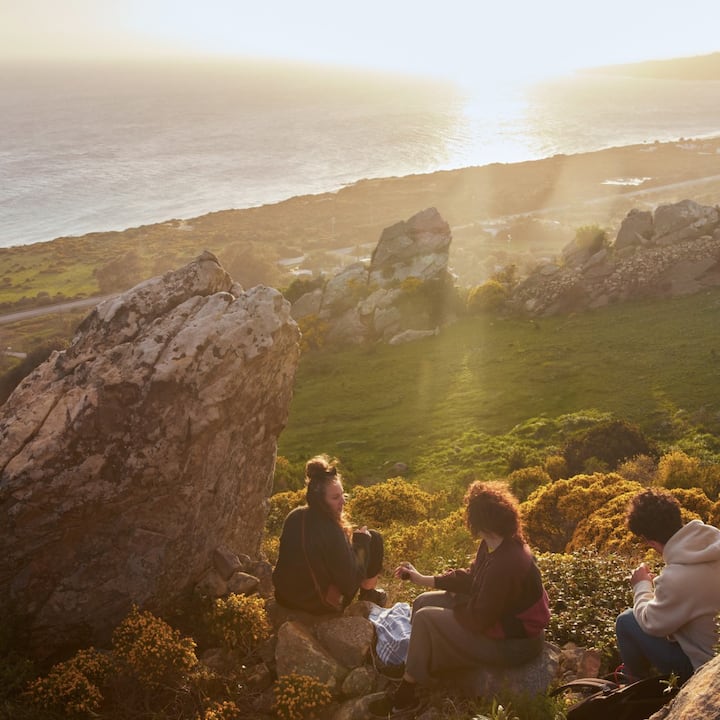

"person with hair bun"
[388,480,550,717]
[272,454,386,614]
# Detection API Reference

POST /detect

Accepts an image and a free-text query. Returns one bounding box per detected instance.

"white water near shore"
[2,60,719,248]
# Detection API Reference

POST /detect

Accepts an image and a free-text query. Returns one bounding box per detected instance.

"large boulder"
[649,654,720,719]
[291,208,454,344]
[0,251,300,658]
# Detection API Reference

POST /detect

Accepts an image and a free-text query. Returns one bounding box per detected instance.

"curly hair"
[626,488,682,545]
[464,480,524,541]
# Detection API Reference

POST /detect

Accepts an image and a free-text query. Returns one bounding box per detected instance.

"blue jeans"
[615,609,693,682]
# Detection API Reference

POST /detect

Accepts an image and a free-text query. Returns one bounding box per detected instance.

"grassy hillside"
[278,287,720,486]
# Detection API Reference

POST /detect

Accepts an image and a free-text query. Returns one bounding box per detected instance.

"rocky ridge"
[510,199,720,316]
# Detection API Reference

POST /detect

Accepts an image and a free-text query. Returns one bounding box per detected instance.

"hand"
[393,562,417,581]
[356,525,371,536]
[629,562,654,586]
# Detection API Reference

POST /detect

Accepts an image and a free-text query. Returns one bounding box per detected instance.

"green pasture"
[278,288,720,485]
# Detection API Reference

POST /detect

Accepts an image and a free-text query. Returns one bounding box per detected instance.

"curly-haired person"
[388,480,550,718]
[616,487,720,683]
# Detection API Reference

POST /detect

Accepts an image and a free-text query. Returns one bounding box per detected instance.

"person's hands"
[629,562,655,586]
[393,562,418,581]
[356,525,371,536]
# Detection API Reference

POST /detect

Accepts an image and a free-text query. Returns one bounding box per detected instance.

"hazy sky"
[3,0,720,84]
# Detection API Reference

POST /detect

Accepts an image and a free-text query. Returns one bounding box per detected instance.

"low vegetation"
[4,454,717,719]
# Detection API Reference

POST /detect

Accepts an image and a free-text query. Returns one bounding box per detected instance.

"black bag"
[551,675,679,720]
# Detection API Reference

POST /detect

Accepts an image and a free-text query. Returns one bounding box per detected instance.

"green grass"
[278,288,720,484]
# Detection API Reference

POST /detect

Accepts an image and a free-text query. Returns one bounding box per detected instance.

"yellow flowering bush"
[273,673,332,720]
[112,605,197,689]
[199,699,241,720]
[26,647,111,717]
[266,488,306,535]
[522,473,642,552]
[657,449,704,490]
[346,477,440,528]
[204,593,271,657]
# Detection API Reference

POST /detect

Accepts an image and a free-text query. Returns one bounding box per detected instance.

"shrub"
[538,551,634,670]
[562,419,656,476]
[522,473,642,553]
[346,477,437,528]
[204,594,271,658]
[543,454,568,481]
[617,454,657,485]
[273,673,332,720]
[112,606,197,689]
[266,488,306,536]
[26,647,111,718]
[668,487,714,521]
[198,699,242,720]
[383,508,475,580]
[657,449,704,490]
[297,314,330,353]
[466,279,508,314]
[574,224,608,253]
[506,466,552,502]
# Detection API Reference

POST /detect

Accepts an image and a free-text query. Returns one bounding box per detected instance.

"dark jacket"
[272,505,371,614]
[434,536,550,638]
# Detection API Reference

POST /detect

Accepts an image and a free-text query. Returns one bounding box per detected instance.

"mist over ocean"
[2,60,720,248]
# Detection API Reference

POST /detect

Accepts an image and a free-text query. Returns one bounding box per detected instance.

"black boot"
[358,587,388,607]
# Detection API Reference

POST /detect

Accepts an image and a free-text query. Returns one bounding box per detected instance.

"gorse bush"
[273,673,332,720]
[506,466,552,502]
[522,473,642,553]
[347,476,444,528]
[112,605,197,689]
[266,488,306,535]
[204,594,271,658]
[657,449,704,490]
[562,419,656,476]
[197,699,241,720]
[25,647,111,718]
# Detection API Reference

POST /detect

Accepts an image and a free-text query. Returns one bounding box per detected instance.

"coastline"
[2,135,720,315]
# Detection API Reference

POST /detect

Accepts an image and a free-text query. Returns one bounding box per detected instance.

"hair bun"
[305,455,338,483]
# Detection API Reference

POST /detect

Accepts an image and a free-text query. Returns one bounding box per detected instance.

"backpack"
[551,675,679,720]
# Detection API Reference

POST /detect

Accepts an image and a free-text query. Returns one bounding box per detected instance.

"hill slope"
[278,287,720,485]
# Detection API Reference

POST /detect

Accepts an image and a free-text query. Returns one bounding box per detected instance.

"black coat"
[272,505,370,614]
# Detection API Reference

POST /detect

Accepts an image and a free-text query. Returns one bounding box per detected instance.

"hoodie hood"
[664,519,720,565]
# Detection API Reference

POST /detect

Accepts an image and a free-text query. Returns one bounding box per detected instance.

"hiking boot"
[358,587,388,607]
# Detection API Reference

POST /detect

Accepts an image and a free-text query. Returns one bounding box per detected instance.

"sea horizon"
[2,58,720,249]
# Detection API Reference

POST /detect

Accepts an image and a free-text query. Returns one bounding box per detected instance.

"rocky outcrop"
[511,199,720,316]
[0,252,300,658]
[649,654,720,719]
[291,208,455,344]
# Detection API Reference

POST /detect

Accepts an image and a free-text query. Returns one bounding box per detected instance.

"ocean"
[2,60,720,248]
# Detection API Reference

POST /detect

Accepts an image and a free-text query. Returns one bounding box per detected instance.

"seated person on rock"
[272,454,386,613]
[616,488,720,683]
[389,480,550,716]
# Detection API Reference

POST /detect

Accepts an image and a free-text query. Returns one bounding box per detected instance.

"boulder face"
[0,251,300,658]
[511,199,720,316]
[291,207,455,344]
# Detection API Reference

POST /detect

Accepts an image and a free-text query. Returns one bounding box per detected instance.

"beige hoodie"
[633,519,720,669]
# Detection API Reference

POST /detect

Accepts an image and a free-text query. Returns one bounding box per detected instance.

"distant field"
[278,287,720,484]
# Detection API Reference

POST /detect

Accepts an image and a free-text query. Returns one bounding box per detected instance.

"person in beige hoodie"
[615,488,720,683]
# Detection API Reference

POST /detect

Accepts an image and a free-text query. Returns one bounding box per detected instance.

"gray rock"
[275,620,348,693]
[315,616,375,669]
[0,252,300,658]
[649,654,720,719]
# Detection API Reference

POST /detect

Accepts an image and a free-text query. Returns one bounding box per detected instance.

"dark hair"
[626,488,682,545]
[305,454,340,511]
[464,480,524,541]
